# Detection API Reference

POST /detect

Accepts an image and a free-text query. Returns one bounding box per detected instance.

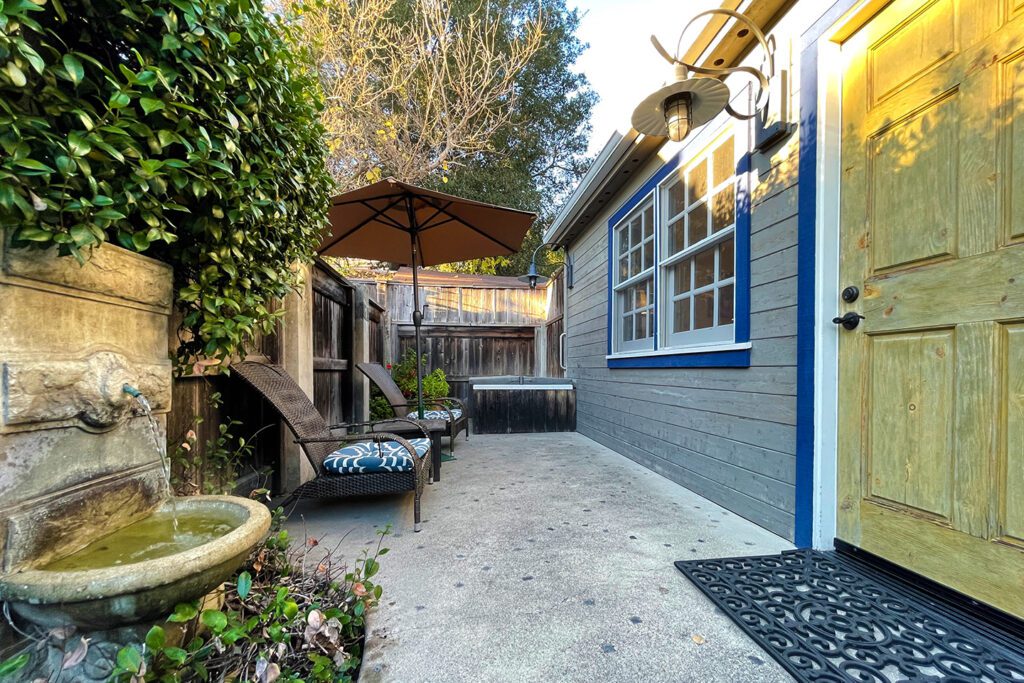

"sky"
[569,0,721,154]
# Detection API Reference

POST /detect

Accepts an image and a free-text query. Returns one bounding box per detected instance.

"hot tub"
[470,376,576,434]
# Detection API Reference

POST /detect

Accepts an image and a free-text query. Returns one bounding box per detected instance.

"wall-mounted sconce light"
[631,8,776,145]
[518,244,573,290]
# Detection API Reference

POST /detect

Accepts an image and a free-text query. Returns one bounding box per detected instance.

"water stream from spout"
[126,386,178,532]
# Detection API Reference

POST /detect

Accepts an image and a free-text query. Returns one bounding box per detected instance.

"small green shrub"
[421,368,450,402]
[169,391,272,496]
[368,353,451,420]
[390,350,449,402]
[0,0,333,369]
[369,390,393,422]
[111,511,391,682]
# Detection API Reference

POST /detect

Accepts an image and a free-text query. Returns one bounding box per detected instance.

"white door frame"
[810,0,891,549]
[811,34,842,549]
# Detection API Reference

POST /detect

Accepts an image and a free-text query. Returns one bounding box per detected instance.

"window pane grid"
[658,133,737,345]
[614,199,655,289]
[613,198,656,351]
[667,242,735,333]
[618,278,654,343]
[611,128,739,355]
[662,180,734,256]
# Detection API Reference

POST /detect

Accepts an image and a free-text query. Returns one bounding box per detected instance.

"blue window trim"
[608,348,750,369]
[605,138,753,370]
[793,42,819,549]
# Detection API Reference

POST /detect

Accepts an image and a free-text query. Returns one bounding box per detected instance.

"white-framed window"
[607,118,745,360]
[612,198,655,353]
[659,133,736,348]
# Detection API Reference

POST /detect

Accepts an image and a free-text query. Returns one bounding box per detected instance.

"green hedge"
[0,0,333,368]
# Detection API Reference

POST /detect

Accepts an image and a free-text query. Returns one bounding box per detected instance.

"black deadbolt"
[841,286,860,303]
[832,312,865,330]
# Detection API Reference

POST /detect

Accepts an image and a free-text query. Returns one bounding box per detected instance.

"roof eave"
[545,130,664,248]
[546,0,793,249]
[688,0,795,75]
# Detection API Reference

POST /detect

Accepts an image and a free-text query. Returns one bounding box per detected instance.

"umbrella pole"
[407,202,426,420]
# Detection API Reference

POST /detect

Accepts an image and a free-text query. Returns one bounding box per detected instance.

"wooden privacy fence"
[358,269,554,400]
[396,324,537,401]
[544,269,566,379]
[311,261,355,429]
[367,298,384,364]
[169,259,359,496]
[168,264,567,495]
[167,312,280,496]
[386,283,546,326]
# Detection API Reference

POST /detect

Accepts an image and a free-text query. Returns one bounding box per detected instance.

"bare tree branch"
[277,0,545,191]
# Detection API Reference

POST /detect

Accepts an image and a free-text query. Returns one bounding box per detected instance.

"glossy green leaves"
[0,0,333,369]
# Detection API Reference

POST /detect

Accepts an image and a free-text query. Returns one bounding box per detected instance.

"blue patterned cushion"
[406,408,463,421]
[323,438,430,475]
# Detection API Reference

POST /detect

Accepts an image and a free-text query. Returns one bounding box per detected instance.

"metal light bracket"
[634,8,793,145]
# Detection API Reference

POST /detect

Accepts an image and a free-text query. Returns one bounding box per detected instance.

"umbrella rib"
[416,196,521,253]
[362,201,409,231]
[412,203,453,266]
[416,202,452,230]
[330,191,406,207]
[319,195,407,252]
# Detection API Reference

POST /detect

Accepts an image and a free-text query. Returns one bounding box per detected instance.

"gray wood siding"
[564,129,801,541]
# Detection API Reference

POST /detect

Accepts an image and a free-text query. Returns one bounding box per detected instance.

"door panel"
[868,0,957,105]
[869,93,960,270]
[1003,324,1024,545]
[1009,54,1024,242]
[867,330,955,519]
[838,0,1024,617]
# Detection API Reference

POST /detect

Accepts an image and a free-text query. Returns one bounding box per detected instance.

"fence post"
[277,263,315,492]
[535,325,546,377]
[351,286,370,422]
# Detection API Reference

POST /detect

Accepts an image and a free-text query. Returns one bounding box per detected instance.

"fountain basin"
[0,495,271,630]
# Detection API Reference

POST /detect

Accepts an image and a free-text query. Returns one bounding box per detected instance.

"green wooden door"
[838,0,1024,617]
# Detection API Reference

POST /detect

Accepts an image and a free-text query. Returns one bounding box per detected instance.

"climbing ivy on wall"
[0,0,333,369]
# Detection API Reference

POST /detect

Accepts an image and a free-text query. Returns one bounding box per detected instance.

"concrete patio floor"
[285,432,794,682]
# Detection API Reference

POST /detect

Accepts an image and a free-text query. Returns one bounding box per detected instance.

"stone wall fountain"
[0,231,270,679]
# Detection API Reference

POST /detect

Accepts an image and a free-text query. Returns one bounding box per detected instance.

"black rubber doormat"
[675,549,1024,682]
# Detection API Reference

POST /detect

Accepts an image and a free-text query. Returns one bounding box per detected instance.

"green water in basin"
[44,509,239,571]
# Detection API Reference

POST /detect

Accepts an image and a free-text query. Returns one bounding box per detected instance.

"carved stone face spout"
[3,351,169,431]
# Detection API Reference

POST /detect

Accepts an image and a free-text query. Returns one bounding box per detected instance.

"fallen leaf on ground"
[61,637,90,669]
[691,634,706,645]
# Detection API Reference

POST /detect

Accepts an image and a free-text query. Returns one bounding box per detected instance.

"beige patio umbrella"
[319,177,536,416]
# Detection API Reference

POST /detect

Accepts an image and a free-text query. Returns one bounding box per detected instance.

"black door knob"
[832,312,865,330]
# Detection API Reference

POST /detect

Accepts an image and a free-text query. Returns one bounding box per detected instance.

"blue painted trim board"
[734,151,752,344]
[606,206,613,357]
[608,349,751,369]
[794,42,819,548]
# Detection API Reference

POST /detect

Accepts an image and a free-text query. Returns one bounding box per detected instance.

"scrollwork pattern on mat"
[676,549,1024,683]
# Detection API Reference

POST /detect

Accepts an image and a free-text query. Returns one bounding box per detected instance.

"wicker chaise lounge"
[232,361,432,531]
[357,362,470,451]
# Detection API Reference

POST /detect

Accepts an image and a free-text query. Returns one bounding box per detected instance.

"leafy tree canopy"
[430,0,597,277]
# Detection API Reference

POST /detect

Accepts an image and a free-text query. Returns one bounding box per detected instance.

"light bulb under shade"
[631,77,731,141]
[663,92,692,142]
[517,273,550,289]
